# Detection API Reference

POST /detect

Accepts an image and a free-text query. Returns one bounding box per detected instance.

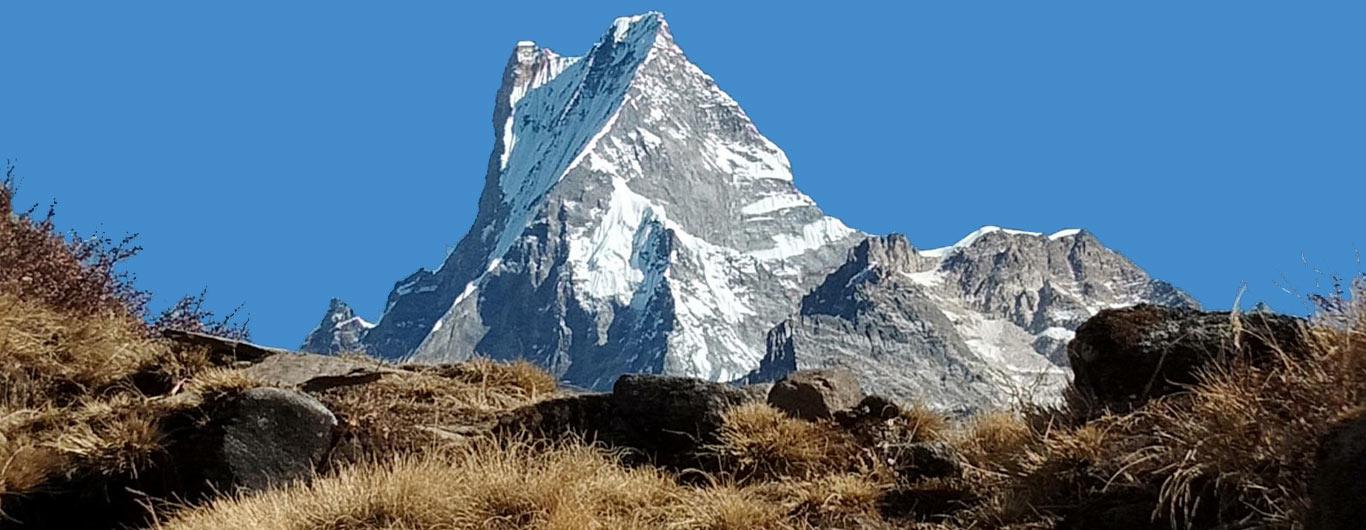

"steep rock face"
[747,230,1198,412]
[359,13,861,389]
[309,13,1199,408]
[299,299,372,355]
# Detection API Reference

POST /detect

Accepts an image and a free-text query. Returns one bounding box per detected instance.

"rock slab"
[766,368,864,420]
[243,352,391,391]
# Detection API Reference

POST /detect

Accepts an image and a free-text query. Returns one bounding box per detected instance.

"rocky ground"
[4,301,1364,530]
[2,178,1364,529]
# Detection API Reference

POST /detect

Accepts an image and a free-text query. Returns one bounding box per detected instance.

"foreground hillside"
[3,177,1364,529]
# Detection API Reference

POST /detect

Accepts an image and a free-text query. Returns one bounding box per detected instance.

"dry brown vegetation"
[709,402,858,482]
[176,293,1363,530]
[0,171,210,508]
[159,436,896,530]
[318,359,559,457]
[3,171,1363,529]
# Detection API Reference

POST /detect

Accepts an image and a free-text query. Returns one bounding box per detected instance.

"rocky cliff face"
[299,298,371,355]
[354,13,861,389]
[746,230,1198,412]
[306,13,1197,407]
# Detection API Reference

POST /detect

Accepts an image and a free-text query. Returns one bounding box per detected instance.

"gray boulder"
[501,374,748,467]
[498,393,615,440]
[610,374,749,460]
[767,368,864,420]
[1069,304,1309,411]
[189,387,338,492]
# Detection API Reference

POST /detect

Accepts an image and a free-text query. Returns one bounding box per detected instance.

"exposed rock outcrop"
[747,232,1197,412]
[500,374,748,466]
[179,387,338,492]
[766,368,864,421]
[1068,304,1309,411]
[299,298,372,355]
[162,329,286,364]
[243,352,394,392]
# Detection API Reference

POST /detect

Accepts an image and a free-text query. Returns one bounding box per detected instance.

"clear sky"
[2,2,1361,347]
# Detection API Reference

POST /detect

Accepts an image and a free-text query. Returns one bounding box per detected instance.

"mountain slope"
[358,13,861,388]
[746,230,1199,412]
[300,298,372,354]
[307,12,1197,406]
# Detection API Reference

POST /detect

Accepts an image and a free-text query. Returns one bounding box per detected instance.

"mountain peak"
[362,13,861,384]
[608,12,668,45]
[345,14,1192,409]
[300,298,372,355]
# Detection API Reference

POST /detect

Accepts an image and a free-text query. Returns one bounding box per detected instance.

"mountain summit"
[747,230,1197,412]
[352,13,861,387]
[304,13,1195,404]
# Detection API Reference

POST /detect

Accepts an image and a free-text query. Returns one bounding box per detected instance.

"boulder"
[243,352,393,392]
[162,329,287,364]
[610,374,750,460]
[0,388,339,529]
[1068,304,1308,410]
[767,368,865,420]
[175,387,338,492]
[891,441,962,480]
[501,374,748,467]
[1309,410,1366,530]
[737,381,774,403]
[498,393,615,440]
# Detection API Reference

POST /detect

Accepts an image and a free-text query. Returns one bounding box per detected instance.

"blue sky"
[2,2,1361,347]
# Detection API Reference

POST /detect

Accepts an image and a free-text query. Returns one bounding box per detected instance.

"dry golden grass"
[318,359,559,457]
[709,402,859,482]
[771,473,885,527]
[899,403,950,444]
[943,294,1366,529]
[0,294,167,405]
[0,293,195,505]
[159,440,686,530]
[159,438,895,530]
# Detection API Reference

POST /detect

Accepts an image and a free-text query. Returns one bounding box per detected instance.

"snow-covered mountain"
[745,230,1198,413]
[345,13,861,388]
[300,298,372,355]
[302,12,1197,405]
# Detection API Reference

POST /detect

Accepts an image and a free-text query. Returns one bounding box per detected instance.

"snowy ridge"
[747,230,1197,411]
[492,15,667,266]
[920,226,1041,257]
[299,298,371,355]
[919,225,1084,258]
[359,12,861,387]
[335,316,375,331]
[325,13,1193,409]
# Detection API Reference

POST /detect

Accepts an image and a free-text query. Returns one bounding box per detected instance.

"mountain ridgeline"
[302,13,1196,408]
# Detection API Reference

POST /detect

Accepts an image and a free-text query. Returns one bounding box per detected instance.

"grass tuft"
[710,402,858,482]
